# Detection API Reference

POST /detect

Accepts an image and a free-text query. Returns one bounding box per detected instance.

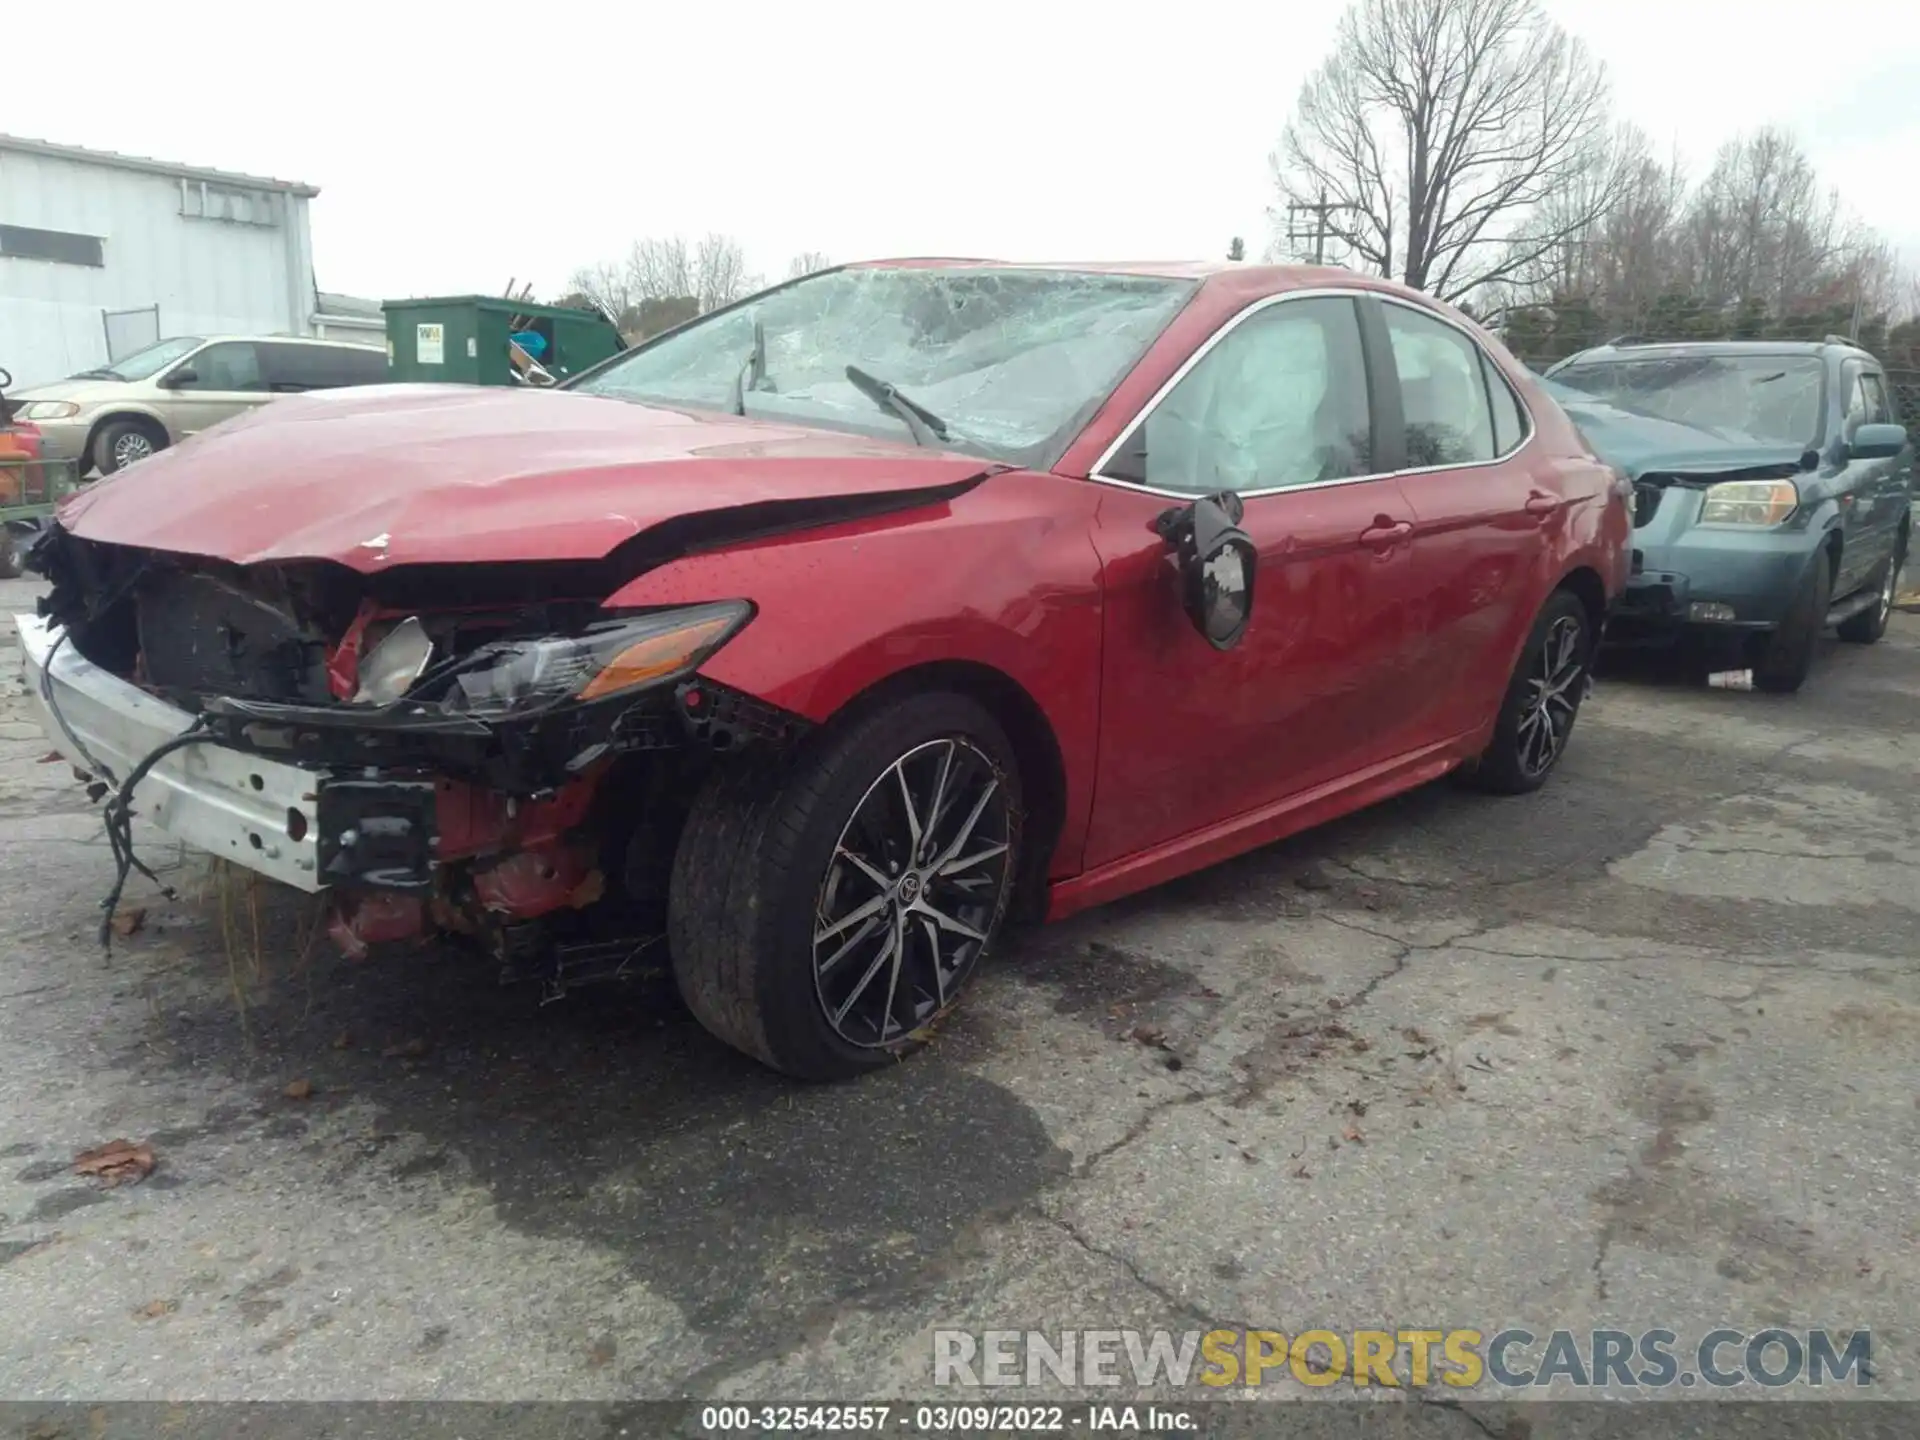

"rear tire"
[1749,554,1831,693]
[669,691,1022,1080]
[1465,590,1592,795]
[1837,532,1905,645]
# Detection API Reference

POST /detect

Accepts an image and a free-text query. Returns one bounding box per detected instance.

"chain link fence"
[101,305,160,363]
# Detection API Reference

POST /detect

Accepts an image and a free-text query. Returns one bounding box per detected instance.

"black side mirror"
[1155,491,1257,650]
[161,367,197,388]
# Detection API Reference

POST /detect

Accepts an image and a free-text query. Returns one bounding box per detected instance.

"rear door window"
[265,344,386,392]
[1481,352,1527,456]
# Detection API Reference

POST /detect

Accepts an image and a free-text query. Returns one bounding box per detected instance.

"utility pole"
[1286,190,1356,266]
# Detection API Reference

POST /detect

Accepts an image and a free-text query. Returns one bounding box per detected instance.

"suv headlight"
[20,401,82,421]
[1699,479,1797,526]
[435,601,751,717]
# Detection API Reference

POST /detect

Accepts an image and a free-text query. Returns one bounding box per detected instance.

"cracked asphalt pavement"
[2,571,1916,1419]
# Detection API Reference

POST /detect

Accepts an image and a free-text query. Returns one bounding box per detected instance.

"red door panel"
[1397,461,1554,738]
[1083,474,1421,870]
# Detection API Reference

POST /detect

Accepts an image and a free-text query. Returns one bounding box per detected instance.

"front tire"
[669,691,1022,1080]
[92,418,164,475]
[1465,590,1592,795]
[1749,554,1831,693]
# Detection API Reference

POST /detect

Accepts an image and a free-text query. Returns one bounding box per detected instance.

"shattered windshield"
[570,267,1197,465]
[1551,354,1825,448]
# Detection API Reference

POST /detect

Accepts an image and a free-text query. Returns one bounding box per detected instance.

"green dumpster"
[381,296,623,387]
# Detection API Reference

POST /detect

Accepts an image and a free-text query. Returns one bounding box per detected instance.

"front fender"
[602,471,1108,875]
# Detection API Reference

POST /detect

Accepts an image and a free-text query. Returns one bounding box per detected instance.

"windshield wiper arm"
[729,314,769,417]
[844,365,948,447]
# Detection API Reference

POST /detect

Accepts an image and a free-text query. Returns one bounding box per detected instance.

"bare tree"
[1269,0,1619,303]
[786,251,833,279]
[694,233,749,312]
[564,260,635,320]
[626,237,694,303]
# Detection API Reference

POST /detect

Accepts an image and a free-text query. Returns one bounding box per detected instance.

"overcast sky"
[5,0,1916,303]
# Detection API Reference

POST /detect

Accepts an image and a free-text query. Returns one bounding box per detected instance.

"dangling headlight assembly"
[433,601,751,717]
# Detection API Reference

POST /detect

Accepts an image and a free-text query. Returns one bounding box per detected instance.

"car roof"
[1557,338,1870,364]
[844,257,1450,306]
[191,334,383,349]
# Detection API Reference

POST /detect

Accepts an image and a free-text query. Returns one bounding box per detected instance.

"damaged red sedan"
[18,261,1629,1078]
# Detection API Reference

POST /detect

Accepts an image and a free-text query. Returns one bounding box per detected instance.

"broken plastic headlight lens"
[439,601,751,716]
[1699,479,1797,526]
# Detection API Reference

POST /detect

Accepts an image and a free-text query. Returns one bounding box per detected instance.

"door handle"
[1525,491,1561,516]
[1359,518,1413,549]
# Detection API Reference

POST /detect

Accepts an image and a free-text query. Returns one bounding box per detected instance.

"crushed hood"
[55,384,993,570]
[1542,380,1813,481]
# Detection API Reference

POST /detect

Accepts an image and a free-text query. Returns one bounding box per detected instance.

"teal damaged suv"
[1545,339,1912,693]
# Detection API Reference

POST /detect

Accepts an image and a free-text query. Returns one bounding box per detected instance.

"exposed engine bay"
[28,524,810,992]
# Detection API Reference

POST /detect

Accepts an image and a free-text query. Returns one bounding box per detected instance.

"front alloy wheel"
[113,430,155,467]
[670,691,1023,1079]
[813,739,1012,1049]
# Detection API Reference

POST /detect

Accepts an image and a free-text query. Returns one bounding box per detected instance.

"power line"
[1286,190,1359,265]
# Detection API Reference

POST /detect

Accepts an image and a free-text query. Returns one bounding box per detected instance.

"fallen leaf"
[1130,1025,1166,1048]
[284,1079,313,1101]
[1342,1125,1366,1145]
[39,751,65,764]
[1292,1164,1313,1179]
[331,1032,352,1050]
[133,1299,177,1321]
[110,908,147,938]
[72,1139,156,1188]
[1348,1099,1370,1117]
[586,1336,617,1369]
[382,1038,430,1060]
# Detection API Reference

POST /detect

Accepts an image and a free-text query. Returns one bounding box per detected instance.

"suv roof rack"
[1823,333,1855,347]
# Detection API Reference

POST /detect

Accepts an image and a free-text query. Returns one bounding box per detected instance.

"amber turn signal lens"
[575,614,738,700]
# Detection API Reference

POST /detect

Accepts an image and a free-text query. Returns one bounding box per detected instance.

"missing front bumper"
[17,613,327,890]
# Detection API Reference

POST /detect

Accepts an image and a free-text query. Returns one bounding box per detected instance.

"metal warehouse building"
[0,134,379,387]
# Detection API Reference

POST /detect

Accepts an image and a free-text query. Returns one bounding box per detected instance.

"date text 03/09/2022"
[697,1404,1196,1433]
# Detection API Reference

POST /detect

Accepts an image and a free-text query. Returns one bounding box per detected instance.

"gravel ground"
[0,573,1915,1429]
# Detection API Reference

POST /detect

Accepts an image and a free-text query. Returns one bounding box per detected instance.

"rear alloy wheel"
[1837,534,1905,645]
[1465,591,1592,795]
[669,692,1021,1079]
[1749,554,1831,693]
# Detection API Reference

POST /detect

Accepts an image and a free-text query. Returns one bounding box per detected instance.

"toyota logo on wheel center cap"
[898,873,922,901]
